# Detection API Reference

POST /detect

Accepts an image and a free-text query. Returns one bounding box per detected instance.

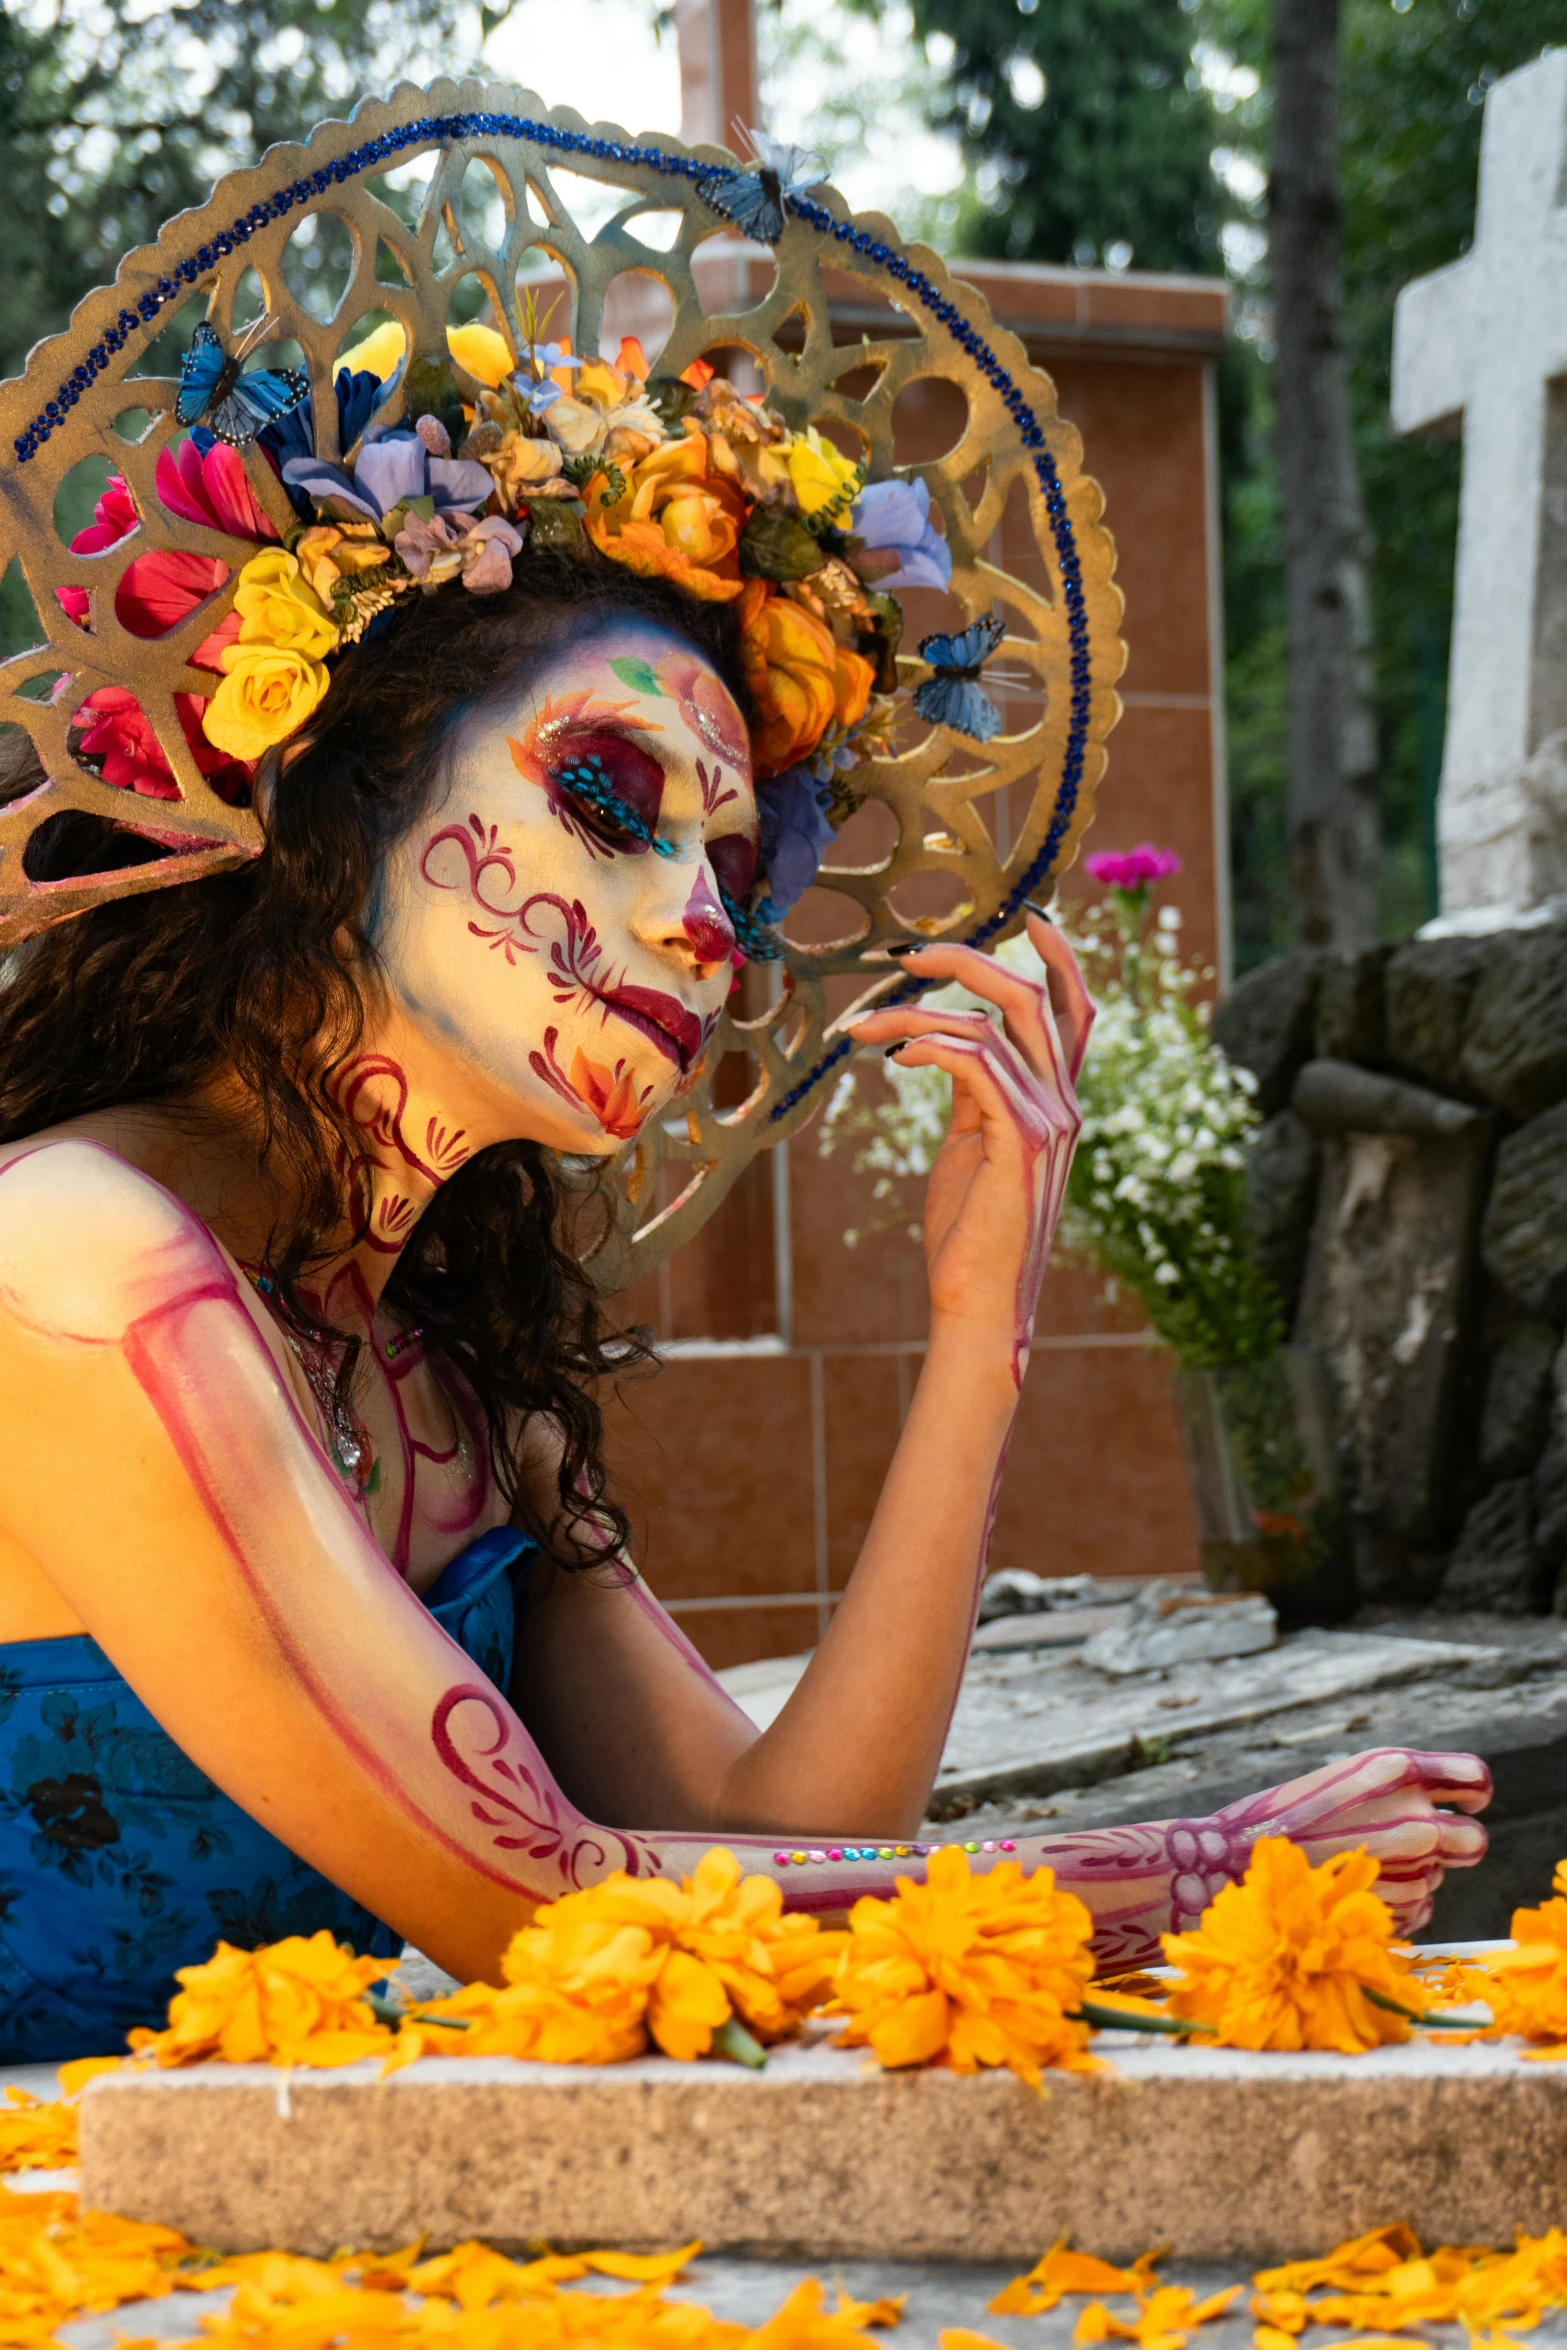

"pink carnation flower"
[1083,843,1183,891]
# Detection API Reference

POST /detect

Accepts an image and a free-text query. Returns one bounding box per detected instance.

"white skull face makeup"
[372,620,757,1156]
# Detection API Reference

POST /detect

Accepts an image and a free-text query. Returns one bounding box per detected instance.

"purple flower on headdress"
[282,428,493,525]
[394,510,524,594]
[755,765,838,921]
[850,476,952,594]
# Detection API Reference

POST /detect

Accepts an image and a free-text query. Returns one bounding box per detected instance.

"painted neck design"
[326,1048,473,1308]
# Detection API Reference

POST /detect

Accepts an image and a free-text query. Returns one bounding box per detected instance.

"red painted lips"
[596,984,707,1072]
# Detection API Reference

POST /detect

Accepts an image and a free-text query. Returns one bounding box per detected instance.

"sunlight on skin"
[0,618,1492,1985]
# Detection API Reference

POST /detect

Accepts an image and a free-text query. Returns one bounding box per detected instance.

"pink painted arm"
[0,1140,1490,1985]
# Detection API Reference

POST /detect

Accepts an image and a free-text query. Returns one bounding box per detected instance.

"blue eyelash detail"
[555,755,675,856]
[719,888,784,962]
[557,755,781,960]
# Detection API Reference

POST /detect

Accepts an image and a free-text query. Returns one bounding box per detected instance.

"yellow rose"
[785,425,863,520]
[204,640,330,761]
[232,550,338,660]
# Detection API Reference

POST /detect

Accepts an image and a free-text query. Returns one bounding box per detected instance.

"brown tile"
[1056,701,1222,978]
[1038,355,1213,701]
[990,1342,1199,1582]
[604,1353,817,1600]
[1034,1264,1154,1340]
[821,1351,908,1590]
[673,1603,833,1672]
[663,1154,778,1342]
[789,1117,930,1347]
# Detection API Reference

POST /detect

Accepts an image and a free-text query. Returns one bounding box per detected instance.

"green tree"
[0,0,516,385]
[896,0,1224,271]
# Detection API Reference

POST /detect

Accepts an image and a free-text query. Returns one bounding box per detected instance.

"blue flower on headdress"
[251,369,394,515]
[755,765,838,923]
[515,345,582,416]
[852,476,952,594]
[281,426,494,526]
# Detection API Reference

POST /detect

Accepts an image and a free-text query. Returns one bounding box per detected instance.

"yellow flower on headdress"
[827,1843,1099,2088]
[785,424,863,520]
[205,641,331,761]
[336,319,516,390]
[232,548,338,660]
[1160,1837,1428,2053]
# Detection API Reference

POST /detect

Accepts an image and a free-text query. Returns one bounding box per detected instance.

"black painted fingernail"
[885,941,924,956]
[884,1044,906,1058]
[1024,899,1054,924]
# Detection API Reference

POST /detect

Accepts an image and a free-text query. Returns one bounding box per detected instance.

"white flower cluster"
[819,899,1283,1366]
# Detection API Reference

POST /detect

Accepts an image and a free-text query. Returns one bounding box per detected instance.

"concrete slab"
[930,1628,1495,1811]
[77,2022,1567,2265]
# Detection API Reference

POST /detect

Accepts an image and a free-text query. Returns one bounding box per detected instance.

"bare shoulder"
[0,1136,224,1344]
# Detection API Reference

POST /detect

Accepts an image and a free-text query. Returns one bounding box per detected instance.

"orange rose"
[738,580,874,776]
[585,429,745,603]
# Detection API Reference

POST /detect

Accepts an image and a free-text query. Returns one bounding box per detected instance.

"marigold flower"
[1076,2284,1241,2350]
[1473,1861,1567,2050]
[828,1844,1099,2088]
[585,431,746,603]
[1160,1838,1428,2053]
[408,1848,839,2067]
[126,1931,398,2068]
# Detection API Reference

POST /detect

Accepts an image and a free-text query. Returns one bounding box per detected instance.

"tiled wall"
[604,261,1229,1667]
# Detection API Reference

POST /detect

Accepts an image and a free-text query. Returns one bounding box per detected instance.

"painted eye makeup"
[550,727,670,857]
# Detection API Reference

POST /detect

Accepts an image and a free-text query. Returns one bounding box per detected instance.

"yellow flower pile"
[0,2059,127,2176]
[400,1847,842,2067]
[1250,2221,1567,2345]
[126,1931,400,2069]
[1159,1838,1431,2053]
[0,2189,194,2344]
[826,1843,1099,2088]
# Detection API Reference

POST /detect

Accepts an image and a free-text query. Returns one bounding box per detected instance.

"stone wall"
[1214,922,1567,1613]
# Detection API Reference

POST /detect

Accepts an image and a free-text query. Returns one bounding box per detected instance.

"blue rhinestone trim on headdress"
[13,111,1091,1120]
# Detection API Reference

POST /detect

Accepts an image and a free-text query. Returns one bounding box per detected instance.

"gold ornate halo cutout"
[0,79,1125,1289]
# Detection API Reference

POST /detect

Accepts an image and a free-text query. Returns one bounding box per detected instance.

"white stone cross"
[1392,49,1567,927]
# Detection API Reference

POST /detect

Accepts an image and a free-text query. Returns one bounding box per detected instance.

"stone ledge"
[79,2031,1567,2264]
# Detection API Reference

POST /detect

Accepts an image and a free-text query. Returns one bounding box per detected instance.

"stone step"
[78,2021,1567,2265]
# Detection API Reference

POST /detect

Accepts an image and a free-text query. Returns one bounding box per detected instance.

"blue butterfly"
[176,319,310,449]
[913,614,1008,740]
[699,128,825,245]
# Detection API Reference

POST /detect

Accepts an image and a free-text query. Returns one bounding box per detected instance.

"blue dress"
[0,1526,534,2062]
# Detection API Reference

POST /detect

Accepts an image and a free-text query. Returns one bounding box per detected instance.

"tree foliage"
[0,0,509,385]
[914,0,1562,956]
[895,0,1223,272]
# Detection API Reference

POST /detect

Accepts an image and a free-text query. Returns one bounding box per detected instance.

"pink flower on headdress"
[154,439,280,543]
[1083,843,1182,891]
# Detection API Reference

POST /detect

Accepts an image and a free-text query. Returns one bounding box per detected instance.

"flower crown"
[64,315,977,950]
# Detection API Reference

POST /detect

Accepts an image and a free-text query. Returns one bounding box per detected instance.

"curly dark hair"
[0,548,753,1565]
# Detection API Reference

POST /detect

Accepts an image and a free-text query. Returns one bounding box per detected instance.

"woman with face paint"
[0,140,1489,2061]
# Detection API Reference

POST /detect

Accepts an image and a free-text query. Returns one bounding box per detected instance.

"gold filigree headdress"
[0,80,1124,1285]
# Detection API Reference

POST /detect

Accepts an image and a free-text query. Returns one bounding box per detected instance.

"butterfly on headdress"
[698,127,825,245]
[912,614,1008,741]
[176,318,310,449]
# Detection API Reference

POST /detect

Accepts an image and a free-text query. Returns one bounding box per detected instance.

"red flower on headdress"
[58,441,270,800]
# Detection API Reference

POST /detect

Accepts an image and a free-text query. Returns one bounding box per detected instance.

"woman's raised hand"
[842,912,1093,1383]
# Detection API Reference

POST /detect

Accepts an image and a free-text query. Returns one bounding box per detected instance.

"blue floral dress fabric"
[0,1527,533,2062]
